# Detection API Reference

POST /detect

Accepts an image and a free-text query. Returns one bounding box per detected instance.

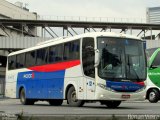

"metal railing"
[39,15,146,23]
[0,14,146,23]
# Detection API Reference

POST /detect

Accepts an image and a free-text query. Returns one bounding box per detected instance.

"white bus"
[5,32,147,108]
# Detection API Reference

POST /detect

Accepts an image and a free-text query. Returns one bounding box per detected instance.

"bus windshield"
[97,37,146,82]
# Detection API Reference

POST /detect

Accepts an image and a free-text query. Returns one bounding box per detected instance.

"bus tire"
[67,86,84,107]
[20,88,34,105]
[49,99,63,106]
[148,89,159,103]
[101,101,121,108]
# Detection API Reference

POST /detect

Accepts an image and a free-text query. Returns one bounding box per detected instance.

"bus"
[146,48,160,103]
[5,32,147,108]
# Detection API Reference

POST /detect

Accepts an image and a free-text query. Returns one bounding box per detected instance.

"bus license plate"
[121,94,130,99]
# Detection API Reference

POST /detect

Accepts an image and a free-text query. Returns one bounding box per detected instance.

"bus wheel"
[101,101,121,108]
[20,88,34,105]
[67,86,84,107]
[148,89,159,103]
[49,99,63,106]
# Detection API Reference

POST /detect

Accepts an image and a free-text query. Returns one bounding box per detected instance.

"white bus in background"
[5,32,147,108]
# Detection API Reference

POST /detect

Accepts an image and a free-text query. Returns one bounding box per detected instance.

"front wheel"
[20,88,34,105]
[148,89,159,103]
[67,86,84,107]
[101,101,121,108]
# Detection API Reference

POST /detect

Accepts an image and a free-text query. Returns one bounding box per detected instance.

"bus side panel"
[64,65,84,99]
[17,70,65,99]
[46,71,65,99]
[147,48,160,90]
[5,71,17,98]
[16,60,81,100]
[5,82,17,98]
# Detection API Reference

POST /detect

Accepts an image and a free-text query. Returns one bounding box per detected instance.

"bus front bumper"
[95,86,146,101]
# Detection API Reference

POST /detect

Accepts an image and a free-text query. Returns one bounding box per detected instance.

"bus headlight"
[135,86,146,93]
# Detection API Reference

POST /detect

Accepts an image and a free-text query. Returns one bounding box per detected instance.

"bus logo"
[23,72,35,79]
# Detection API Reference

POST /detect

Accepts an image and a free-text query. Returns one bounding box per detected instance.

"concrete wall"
[0,76,5,95]
[0,0,37,19]
[0,67,5,95]
[0,27,29,37]
[0,0,39,37]
[0,37,51,49]
[146,7,160,23]
[146,40,160,49]
[0,67,5,76]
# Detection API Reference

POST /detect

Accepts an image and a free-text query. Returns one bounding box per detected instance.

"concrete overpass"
[1,19,160,39]
[0,37,50,50]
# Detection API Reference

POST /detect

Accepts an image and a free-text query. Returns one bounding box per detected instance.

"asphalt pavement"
[0,98,160,120]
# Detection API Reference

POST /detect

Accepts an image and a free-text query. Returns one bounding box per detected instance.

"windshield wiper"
[126,55,140,81]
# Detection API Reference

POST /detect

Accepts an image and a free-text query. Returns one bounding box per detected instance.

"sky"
[5,0,160,20]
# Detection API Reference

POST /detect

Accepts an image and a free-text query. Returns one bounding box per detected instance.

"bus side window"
[8,55,16,70]
[151,52,160,67]
[25,51,36,67]
[82,37,95,78]
[16,53,25,69]
[49,44,63,63]
[63,40,80,61]
[36,48,48,65]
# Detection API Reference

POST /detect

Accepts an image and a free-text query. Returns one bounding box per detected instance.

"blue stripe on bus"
[106,80,144,92]
[16,70,65,99]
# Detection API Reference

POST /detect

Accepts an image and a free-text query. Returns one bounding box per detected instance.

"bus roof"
[8,32,142,56]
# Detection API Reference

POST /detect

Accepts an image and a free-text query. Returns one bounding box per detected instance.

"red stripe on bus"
[134,82,145,86]
[28,60,80,72]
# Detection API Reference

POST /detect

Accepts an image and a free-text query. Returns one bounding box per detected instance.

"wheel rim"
[71,91,77,102]
[149,91,156,101]
[20,91,25,103]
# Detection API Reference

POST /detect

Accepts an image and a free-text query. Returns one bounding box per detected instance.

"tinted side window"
[63,40,80,60]
[49,44,63,63]
[25,51,36,67]
[82,38,95,78]
[8,55,16,70]
[146,48,157,61]
[36,48,48,65]
[16,53,25,68]
[146,48,158,57]
[152,52,160,66]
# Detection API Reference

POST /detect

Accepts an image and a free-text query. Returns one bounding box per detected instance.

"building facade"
[146,7,160,23]
[0,0,39,37]
[0,0,43,95]
[146,7,160,43]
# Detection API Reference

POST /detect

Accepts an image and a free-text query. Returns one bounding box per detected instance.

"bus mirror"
[94,49,100,67]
